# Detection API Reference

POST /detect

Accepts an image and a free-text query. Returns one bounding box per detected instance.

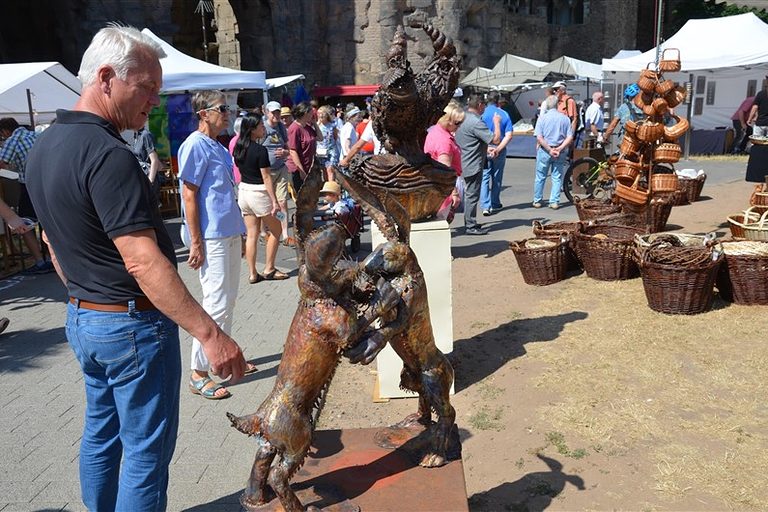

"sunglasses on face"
[202,104,230,114]
[452,120,463,126]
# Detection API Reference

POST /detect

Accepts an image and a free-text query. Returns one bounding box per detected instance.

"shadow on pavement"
[449,311,588,393]
[0,325,67,374]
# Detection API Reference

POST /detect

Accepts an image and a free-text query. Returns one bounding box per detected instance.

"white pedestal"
[371,219,454,399]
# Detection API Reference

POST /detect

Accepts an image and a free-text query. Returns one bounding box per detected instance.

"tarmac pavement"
[0,155,747,511]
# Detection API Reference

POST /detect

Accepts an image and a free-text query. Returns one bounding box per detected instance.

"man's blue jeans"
[66,300,181,512]
[533,147,567,206]
[480,149,507,211]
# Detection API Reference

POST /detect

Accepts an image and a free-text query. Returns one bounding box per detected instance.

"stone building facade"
[0,0,650,88]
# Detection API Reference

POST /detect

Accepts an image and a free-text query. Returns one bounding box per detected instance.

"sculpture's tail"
[226,412,262,436]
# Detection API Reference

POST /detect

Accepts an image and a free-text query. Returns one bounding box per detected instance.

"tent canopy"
[461,54,601,90]
[602,13,768,72]
[141,28,267,92]
[0,62,80,125]
[540,56,602,81]
[266,74,305,90]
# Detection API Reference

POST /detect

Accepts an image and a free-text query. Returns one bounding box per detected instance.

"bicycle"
[562,147,618,203]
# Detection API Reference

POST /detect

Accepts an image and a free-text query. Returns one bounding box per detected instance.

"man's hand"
[187,241,205,270]
[7,217,31,234]
[550,147,561,158]
[487,147,498,159]
[204,330,247,382]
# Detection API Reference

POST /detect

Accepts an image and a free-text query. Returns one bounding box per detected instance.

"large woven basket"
[716,240,768,305]
[509,238,568,286]
[639,244,723,315]
[676,173,706,204]
[650,172,679,192]
[620,194,676,233]
[574,224,644,280]
[573,196,622,221]
[532,220,581,271]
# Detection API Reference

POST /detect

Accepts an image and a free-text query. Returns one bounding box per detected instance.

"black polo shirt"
[26,109,176,303]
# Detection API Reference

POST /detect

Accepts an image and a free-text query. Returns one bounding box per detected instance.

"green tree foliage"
[667,0,768,38]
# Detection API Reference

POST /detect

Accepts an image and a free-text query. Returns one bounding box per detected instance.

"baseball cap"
[280,107,292,117]
[553,81,567,89]
[266,101,282,112]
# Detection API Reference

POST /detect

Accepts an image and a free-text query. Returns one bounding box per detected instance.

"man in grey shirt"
[455,95,500,235]
[263,101,292,243]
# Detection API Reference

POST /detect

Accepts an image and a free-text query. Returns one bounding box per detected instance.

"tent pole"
[684,73,693,160]
[26,88,35,129]
[654,0,664,65]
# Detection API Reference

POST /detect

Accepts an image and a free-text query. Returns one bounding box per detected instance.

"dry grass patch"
[523,274,768,509]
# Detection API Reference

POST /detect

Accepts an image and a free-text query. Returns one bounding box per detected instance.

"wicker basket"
[619,134,643,157]
[638,64,658,92]
[650,172,679,192]
[663,115,689,141]
[664,86,687,108]
[640,255,722,314]
[676,173,706,203]
[654,143,682,164]
[620,194,676,233]
[574,224,644,281]
[749,184,768,210]
[655,79,676,96]
[509,238,568,286]
[658,48,682,72]
[652,97,669,115]
[716,240,768,305]
[573,196,622,221]
[614,157,643,185]
[634,232,714,250]
[726,207,768,241]
[639,238,723,315]
[615,175,650,206]
[636,121,665,143]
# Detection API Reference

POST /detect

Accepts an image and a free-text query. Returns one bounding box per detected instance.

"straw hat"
[319,181,341,197]
[280,107,292,116]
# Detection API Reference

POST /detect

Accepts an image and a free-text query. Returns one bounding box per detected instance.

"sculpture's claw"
[419,451,447,468]
[227,412,258,436]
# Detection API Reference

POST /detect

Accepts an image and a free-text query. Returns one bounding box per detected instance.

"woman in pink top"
[424,100,465,216]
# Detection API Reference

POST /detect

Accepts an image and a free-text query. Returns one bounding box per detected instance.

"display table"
[746,143,768,182]
[371,219,454,399]
[507,132,537,158]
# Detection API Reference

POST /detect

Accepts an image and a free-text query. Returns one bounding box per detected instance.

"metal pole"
[654,0,664,66]
[26,88,35,129]
[684,73,693,160]
[201,11,208,62]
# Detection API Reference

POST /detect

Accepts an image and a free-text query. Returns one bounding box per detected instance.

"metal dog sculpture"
[338,172,458,468]
[227,163,399,512]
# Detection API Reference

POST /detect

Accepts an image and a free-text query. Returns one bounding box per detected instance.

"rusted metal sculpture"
[339,172,459,468]
[227,163,399,512]
[348,22,460,221]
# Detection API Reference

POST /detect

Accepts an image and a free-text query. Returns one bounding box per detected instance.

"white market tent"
[461,53,601,91]
[540,56,602,81]
[142,28,267,92]
[0,62,80,125]
[602,13,768,130]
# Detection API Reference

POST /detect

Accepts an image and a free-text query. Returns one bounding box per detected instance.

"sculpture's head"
[304,223,347,281]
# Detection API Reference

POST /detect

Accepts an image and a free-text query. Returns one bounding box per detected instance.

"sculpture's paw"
[239,491,272,511]
[227,412,256,436]
[419,451,447,468]
[394,413,430,429]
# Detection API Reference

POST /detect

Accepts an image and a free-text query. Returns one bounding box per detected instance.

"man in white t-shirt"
[339,116,383,166]
[339,106,361,161]
[583,91,605,143]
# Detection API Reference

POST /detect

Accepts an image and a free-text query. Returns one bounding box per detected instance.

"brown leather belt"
[69,296,156,312]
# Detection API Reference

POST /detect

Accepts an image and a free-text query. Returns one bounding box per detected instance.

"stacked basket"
[716,240,768,305]
[613,49,689,232]
[509,238,569,286]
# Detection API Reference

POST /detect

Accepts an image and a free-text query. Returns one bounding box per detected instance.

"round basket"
[654,143,682,164]
[573,196,622,221]
[659,48,682,73]
[620,194,676,233]
[655,79,676,96]
[715,240,768,305]
[639,254,722,315]
[574,224,644,281]
[634,232,714,250]
[663,115,689,142]
[677,173,706,203]
[726,207,768,241]
[636,121,665,143]
[614,158,643,185]
[638,64,658,92]
[619,134,643,157]
[625,119,639,136]
[615,176,650,206]
[650,172,679,192]
[652,97,669,115]
[509,238,568,286]
[664,86,687,108]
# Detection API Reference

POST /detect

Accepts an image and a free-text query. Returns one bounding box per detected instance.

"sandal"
[263,269,289,281]
[249,274,264,284]
[281,236,296,247]
[244,362,259,375]
[189,377,231,400]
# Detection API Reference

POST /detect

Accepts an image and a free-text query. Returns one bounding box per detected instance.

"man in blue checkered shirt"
[0,117,53,274]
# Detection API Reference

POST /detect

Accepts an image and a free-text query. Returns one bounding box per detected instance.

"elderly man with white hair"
[532,94,574,210]
[25,24,247,511]
[584,90,605,142]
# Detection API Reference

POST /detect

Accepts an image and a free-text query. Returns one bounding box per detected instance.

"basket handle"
[759,208,768,229]
[662,48,680,60]
[532,220,542,231]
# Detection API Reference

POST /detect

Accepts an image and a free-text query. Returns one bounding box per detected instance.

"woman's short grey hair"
[78,24,166,87]
[544,94,559,112]
[191,90,226,116]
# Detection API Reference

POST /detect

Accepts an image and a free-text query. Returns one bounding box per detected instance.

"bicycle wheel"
[563,157,601,203]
